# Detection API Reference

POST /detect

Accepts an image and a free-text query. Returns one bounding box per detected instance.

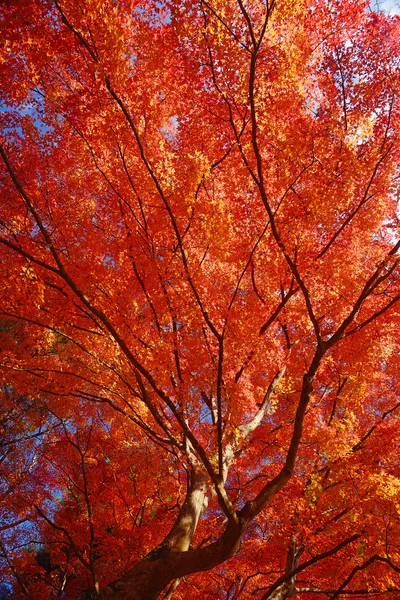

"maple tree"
[0,0,400,598]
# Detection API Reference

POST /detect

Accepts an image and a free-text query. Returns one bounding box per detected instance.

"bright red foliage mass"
[0,0,400,598]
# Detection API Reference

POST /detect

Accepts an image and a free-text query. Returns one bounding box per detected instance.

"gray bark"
[263,541,304,600]
[99,518,245,600]
[98,469,245,600]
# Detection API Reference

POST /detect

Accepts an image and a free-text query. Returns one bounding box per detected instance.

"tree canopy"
[0,0,400,598]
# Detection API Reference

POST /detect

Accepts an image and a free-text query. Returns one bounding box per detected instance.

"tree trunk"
[99,470,245,600]
[163,471,209,552]
[99,521,244,600]
[264,541,304,600]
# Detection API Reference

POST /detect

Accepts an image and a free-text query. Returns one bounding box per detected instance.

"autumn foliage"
[0,0,400,598]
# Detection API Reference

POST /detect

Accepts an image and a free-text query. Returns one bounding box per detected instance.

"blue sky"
[372,0,400,14]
